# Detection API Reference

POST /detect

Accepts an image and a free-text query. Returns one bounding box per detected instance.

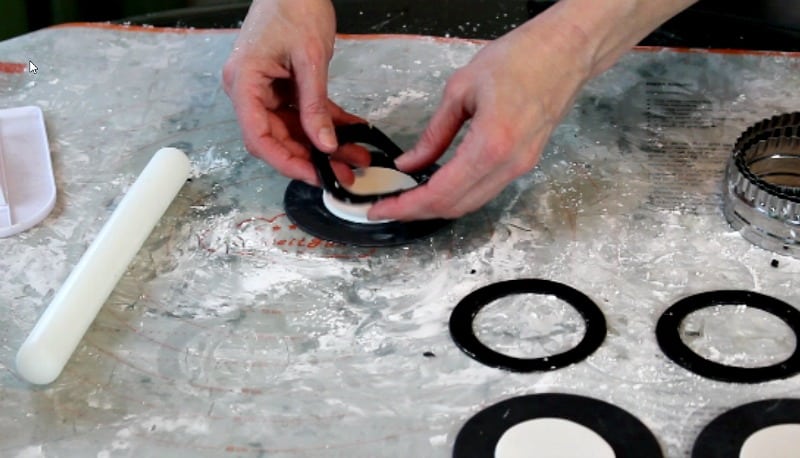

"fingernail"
[319,127,337,151]
[394,152,411,170]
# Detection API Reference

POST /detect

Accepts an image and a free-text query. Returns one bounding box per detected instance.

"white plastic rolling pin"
[16,147,191,385]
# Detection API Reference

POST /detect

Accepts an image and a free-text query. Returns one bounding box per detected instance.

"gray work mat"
[1,24,799,457]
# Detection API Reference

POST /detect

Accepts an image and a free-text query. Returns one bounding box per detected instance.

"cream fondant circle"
[740,424,800,458]
[494,417,615,458]
[322,167,417,224]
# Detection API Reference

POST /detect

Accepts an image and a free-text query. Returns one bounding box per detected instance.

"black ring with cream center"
[453,393,663,458]
[449,279,607,372]
[692,398,800,458]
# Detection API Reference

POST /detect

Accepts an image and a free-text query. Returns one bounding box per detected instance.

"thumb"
[293,46,338,153]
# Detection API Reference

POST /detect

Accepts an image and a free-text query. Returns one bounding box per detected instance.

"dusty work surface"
[1,24,800,457]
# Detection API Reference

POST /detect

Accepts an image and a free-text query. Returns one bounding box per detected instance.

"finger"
[228,72,291,148]
[438,160,520,217]
[272,101,368,182]
[281,136,320,186]
[235,84,318,184]
[395,78,470,172]
[228,74,275,150]
[292,46,338,153]
[329,101,370,167]
[331,143,371,168]
[365,172,480,222]
[369,157,516,222]
[369,115,543,221]
[331,159,356,186]
[269,109,305,146]
[328,100,367,125]
[229,76,288,163]
[369,129,489,221]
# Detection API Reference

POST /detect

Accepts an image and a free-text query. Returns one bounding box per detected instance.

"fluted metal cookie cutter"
[723,112,800,258]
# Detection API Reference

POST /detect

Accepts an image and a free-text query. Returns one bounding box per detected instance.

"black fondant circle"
[283,179,450,247]
[692,399,800,458]
[449,279,607,372]
[453,393,663,458]
[656,290,800,383]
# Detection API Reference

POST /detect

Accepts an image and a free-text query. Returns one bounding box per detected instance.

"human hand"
[368,0,696,221]
[222,0,369,185]
[367,16,591,221]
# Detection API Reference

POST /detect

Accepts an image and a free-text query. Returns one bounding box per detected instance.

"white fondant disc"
[495,418,615,458]
[740,424,800,458]
[322,167,417,224]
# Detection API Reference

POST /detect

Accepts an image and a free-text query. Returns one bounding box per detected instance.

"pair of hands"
[223,0,590,221]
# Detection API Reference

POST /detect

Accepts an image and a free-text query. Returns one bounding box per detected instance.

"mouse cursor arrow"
[28,61,38,74]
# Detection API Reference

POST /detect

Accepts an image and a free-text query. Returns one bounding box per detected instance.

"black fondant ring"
[449,279,607,372]
[311,123,425,203]
[692,398,800,458]
[283,170,450,247]
[453,393,663,458]
[656,290,800,383]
